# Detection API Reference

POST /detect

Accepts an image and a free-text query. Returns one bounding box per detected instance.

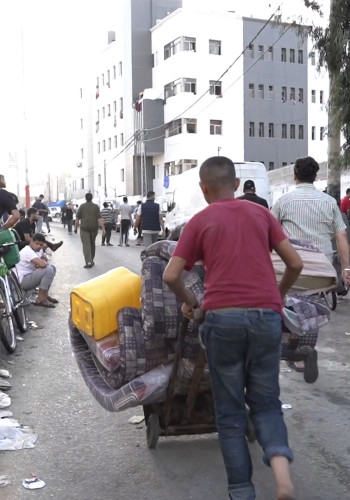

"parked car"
[48,207,61,219]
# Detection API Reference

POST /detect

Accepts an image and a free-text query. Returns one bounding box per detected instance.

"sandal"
[33,300,55,309]
[47,296,59,304]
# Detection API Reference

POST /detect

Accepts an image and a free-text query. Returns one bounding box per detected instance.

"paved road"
[0,222,350,499]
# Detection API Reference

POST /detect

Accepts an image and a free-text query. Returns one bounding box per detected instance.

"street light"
[217,147,221,156]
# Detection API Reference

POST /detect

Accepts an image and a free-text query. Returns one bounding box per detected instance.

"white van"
[164,162,271,234]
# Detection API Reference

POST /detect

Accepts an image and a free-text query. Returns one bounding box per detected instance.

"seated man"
[14,208,63,252]
[15,233,58,309]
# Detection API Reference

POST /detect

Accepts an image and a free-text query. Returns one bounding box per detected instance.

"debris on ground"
[128,415,145,424]
[0,418,38,450]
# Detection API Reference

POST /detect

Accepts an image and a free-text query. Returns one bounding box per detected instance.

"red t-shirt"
[173,198,287,314]
[340,196,350,215]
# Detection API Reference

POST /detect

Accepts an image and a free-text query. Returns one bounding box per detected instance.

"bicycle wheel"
[321,290,337,311]
[0,285,16,353]
[8,272,28,333]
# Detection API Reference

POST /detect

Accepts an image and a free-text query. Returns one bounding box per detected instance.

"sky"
[0,0,329,196]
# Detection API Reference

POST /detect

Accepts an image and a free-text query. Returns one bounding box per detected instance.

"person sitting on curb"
[14,207,63,252]
[14,233,58,309]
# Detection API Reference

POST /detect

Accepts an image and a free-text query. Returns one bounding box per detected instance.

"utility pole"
[21,27,30,207]
[217,146,221,156]
[104,160,107,197]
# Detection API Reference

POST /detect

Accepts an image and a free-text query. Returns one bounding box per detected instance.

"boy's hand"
[181,301,198,320]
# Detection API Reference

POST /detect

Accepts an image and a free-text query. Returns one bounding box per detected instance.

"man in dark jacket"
[237,180,269,208]
[135,191,164,248]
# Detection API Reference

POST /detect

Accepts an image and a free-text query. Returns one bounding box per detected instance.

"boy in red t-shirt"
[163,156,303,500]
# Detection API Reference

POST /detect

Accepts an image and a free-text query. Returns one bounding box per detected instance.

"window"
[311,90,316,103]
[311,126,316,140]
[210,119,222,135]
[248,43,254,58]
[258,45,264,60]
[98,174,101,186]
[80,118,83,129]
[165,118,182,137]
[97,110,100,121]
[320,126,325,140]
[320,90,324,104]
[119,97,123,111]
[268,123,274,138]
[209,39,221,55]
[289,49,295,63]
[102,107,105,118]
[119,62,122,76]
[96,76,99,87]
[97,142,100,154]
[108,104,111,116]
[108,138,111,150]
[249,122,255,137]
[258,84,264,99]
[248,83,255,98]
[120,133,124,146]
[290,124,295,139]
[81,148,84,159]
[269,161,274,170]
[80,88,83,98]
[290,87,295,101]
[113,101,117,113]
[266,46,273,61]
[164,160,197,176]
[121,168,125,182]
[282,124,287,139]
[72,180,76,191]
[259,122,264,137]
[268,85,274,99]
[164,36,196,59]
[164,78,197,100]
[281,86,287,102]
[298,50,303,64]
[298,88,304,102]
[299,125,304,139]
[185,118,197,133]
[310,52,315,65]
[107,70,110,86]
[282,162,287,166]
[103,140,106,152]
[114,135,117,148]
[281,48,287,62]
[209,80,222,96]
[113,65,116,78]
[80,178,84,189]
[102,73,105,85]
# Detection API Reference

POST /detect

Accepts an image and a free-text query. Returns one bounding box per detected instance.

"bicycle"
[320,288,337,311]
[0,240,28,353]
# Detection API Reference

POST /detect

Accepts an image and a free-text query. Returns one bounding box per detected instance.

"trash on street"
[22,477,46,490]
[0,418,38,450]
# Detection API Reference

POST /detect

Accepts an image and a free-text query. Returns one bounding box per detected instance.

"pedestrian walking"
[133,200,143,245]
[65,203,75,235]
[134,191,164,248]
[271,156,350,378]
[74,193,105,268]
[100,201,113,246]
[118,197,133,247]
[164,156,303,500]
[42,202,51,233]
[32,195,47,233]
[237,179,269,208]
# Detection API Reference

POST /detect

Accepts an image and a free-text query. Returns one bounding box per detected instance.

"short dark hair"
[294,156,319,183]
[123,196,128,203]
[19,209,25,217]
[85,193,93,202]
[147,191,155,199]
[39,194,44,198]
[200,156,236,191]
[137,200,142,205]
[27,207,38,218]
[33,233,45,243]
[103,202,108,208]
[346,188,350,195]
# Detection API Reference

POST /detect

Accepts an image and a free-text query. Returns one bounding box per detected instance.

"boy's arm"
[163,256,198,318]
[274,239,303,298]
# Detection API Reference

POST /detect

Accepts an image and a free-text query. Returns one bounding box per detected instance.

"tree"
[305,0,350,200]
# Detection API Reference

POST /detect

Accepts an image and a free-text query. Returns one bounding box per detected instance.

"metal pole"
[104,160,107,197]
[21,27,30,207]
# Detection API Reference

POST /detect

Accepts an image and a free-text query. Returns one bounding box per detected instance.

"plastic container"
[0,229,20,268]
[70,267,141,340]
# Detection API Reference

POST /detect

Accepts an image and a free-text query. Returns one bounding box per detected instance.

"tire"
[8,272,28,333]
[322,290,337,311]
[146,414,160,449]
[0,286,16,353]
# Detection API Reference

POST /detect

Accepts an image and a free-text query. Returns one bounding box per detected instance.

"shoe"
[101,243,105,246]
[51,241,63,252]
[47,296,59,304]
[136,243,141,246]
[125,244,130,247]
[68,232,72,235]
[304,349,318,383]
[91,262,95,267]
[107,243,113,246]
[33,300,55,309]
[0,391,11,409]
[286,361,305,373]
[118,244,122,247]
[84,263,93,268]
[48,230,51,233]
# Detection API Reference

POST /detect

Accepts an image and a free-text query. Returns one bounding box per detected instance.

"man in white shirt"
[118,197,133,247]
[15,233,58,309]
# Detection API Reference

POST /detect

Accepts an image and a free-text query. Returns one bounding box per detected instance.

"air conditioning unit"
[76,162,82,168]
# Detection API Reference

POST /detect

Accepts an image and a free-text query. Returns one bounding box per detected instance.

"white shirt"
[119,203,133,220]
[15,246,44,282]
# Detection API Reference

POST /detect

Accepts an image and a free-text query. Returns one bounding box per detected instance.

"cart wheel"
[146,414,160,449]
[245,412,256,443]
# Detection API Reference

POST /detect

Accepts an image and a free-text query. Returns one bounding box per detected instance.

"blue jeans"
[199,308,293,500]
